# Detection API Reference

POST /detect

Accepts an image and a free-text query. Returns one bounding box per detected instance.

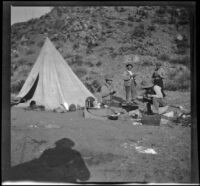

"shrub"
[174,39,189,55]
[147,25,156,31]
[75,67,87,78]
[26,49,35,55]
[73,55,84,66]
[155,7,166,16]
[12,52,19,58]
[84,79,101,93]
[11,79,25,93]
[17,58,27,65]
[157,54,170,61]
[165,66,190,91]
[128,16,135,22]
[152,17,168,24]
[132,24,145,38]
[141,59,154,66]
[85,82,95,93]
[96,61,102,67]
[37,40,44,47]
[169,56,190,67]
[115,21,125,26]
[85,61,94,67]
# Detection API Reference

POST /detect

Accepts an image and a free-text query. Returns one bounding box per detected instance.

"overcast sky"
[11,6,53,25]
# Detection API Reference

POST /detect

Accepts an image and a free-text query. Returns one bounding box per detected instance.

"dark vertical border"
[2,1,11,182]
[2,1,198,184]
[190,3,198,183]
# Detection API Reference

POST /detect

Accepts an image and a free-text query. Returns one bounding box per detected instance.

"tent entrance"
[22,74,39,101]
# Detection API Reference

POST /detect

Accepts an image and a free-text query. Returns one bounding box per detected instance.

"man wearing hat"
[152,62,166,91]
[139,79,167,114]
[100,75,116,106]
[122,62,137,103]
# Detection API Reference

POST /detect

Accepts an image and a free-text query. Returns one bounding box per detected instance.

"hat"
[126,63,133,68]
[141,80,153,89]
[55,138,75,148]
[104,75,113,81]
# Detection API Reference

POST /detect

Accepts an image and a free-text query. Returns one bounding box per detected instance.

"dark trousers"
[146,97,167,114]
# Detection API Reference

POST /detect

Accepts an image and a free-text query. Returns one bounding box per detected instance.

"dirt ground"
[10,91,191,183]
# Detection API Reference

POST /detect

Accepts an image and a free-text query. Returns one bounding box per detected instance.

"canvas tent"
[16,37,95,110]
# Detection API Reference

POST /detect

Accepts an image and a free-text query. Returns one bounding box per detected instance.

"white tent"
[16,37,95,110]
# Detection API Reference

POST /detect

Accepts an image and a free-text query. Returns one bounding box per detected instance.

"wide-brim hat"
[141,80,153,89]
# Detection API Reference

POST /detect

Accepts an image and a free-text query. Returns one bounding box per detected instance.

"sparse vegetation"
[37,40,44,47]
[169,56,190,67]
[96,61,102,67]
[75,67,87,78]
[141,59,154,66]
[147,25,156,31]
[26,49,35,55]
[85,61,94,67]
[165,66,190,91]
[11,79,25,93]
[72,55,84,66]
[157,54,170,61]
[132,23,145,38]
[17,58,27,65]
[11,6,190,92]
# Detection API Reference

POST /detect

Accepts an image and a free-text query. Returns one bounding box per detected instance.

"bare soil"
[11,91,191,183]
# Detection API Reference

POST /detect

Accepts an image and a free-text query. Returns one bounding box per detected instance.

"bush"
[84,79,101,93]
[115,21,125,26]
[152,17,168,24]
[165,66,190,91]
[85,61,94,67]
[11,79,25,93]
[73,55,84,66]
[169,56,190,67]
[17,58,27,65]
[174,39,189,55]
[26,49,35,55]
[128,16,135,22]
[157,54,170,61]
[96,61,102,67]
[141,59,154,66]
[132,24,145,38]
[155,7,166,16]
[37,40,44,47]
[75,67,87,78]
[147,25,156,31]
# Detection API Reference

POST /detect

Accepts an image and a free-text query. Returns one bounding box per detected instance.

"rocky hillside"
[11,6,191,96]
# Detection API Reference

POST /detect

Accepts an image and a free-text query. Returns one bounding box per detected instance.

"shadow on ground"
[7,138,90,183]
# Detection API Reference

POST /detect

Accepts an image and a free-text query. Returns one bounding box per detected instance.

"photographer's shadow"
[8,138,90,183]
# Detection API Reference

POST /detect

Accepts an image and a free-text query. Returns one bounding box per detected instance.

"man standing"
[122,62,137,103]
[152,62,166,91]
[101,75,116,106]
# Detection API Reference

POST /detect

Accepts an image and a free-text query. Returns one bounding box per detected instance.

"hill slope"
[11,6,191,95]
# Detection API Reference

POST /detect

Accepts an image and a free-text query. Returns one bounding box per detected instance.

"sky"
[11,6,53,25]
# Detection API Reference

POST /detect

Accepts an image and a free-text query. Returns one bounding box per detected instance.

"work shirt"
[152,67,166,79]
[123,70,136,87]
[152,85,164,98]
